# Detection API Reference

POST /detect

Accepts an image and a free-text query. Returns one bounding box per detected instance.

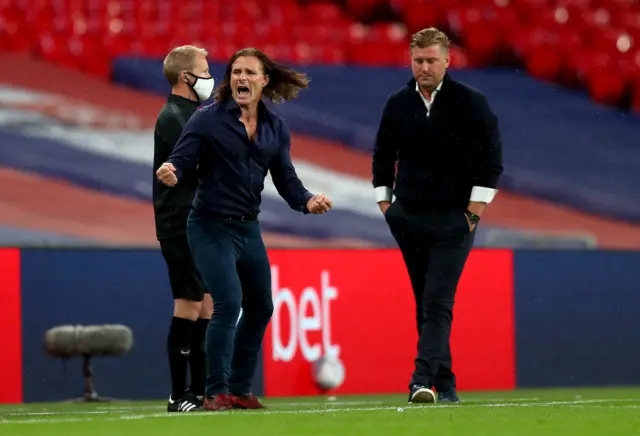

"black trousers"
[187,209,274,396]
[385,200,476,392]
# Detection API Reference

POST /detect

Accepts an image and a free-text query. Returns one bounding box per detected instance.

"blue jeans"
[187,209,273,396]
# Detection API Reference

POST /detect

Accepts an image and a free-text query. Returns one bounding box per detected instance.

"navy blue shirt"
[166,98,313,217]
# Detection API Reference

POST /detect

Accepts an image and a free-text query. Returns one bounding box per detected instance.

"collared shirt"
[415,80,443,116]
[167,98,313,217]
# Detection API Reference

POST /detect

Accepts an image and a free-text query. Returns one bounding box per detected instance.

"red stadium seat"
[511,0,552,18]
[447,3,505,65]
[398,1,447,34]
[368,22,408,44]
[345,22,408,66]
[303,1,343,23]
[448,44,469,69]
[0,2,31,52]
[587,66,627,106]
[580,7,614,30]
[631,77,640,113]
[456,22,502,66]
[511,26,554,60]
[34,33,80,69]
[525,43,564,82]
[607,0,640,17]
[292,21,351,46]
[491,6,522,41]
[618,54,639,95]
[317,45,346,65]
[1,0,638,110]
[554,0,592,15]
[346,0,383,19]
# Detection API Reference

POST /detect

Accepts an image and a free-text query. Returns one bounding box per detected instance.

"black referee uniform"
[372,73,503,402]
[153,94,204,300]
[153,94,207,406]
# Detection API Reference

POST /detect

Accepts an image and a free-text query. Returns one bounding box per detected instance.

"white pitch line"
[0,397,543,417]
[271,400,384,407]
[487,398,640,407]
[0,401,384,417]
[0,398,532,417]
[2,398,640,425]
[1,406,411,424]
[443,397,542,403]
[1,410,133,417]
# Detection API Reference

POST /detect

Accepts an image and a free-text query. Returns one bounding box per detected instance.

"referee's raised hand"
[156,162,178,187]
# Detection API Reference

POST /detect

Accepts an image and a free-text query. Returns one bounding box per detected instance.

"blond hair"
[410,27,450,52]
[163,45,208,86]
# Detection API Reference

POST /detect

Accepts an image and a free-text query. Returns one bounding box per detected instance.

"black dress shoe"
[437,388,460,403]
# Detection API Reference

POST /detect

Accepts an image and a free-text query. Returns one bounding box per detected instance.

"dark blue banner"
[19,248,264,403]
[514,250,640,387]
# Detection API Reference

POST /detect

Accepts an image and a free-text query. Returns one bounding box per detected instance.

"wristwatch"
[465,210,480,225]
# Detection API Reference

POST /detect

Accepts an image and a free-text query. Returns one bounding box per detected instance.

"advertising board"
[0,248,22,403]
[262,249,515,396]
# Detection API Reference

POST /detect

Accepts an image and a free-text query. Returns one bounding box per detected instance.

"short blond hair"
[410,27,450,52]
[163,45,208,86]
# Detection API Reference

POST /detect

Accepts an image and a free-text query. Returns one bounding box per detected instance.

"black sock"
[189,318,210,397]
[167,316,196,399]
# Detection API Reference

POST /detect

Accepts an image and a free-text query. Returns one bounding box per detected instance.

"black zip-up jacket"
[372,73,503,211]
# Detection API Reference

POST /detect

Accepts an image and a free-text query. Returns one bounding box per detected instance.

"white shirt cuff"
[470,186,498,204]
[374,186,393,203]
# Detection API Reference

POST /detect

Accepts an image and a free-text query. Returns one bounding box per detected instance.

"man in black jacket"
[372,27,503,404]
[153,45,215,412]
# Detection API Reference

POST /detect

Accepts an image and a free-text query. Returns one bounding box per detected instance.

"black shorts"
[159,236,206,302]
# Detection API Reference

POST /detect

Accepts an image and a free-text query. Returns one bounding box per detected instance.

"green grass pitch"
[1,387,639,435]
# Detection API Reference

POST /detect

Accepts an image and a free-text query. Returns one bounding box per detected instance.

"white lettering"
[299,287,322,361]
[271,267,297,362]
[270,267,340,362]
[321,271,340,359]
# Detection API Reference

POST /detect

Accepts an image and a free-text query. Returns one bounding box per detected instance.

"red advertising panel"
[263,249,514,396]
[0,248,22,403]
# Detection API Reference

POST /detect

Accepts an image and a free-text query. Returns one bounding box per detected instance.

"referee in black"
[372,28,503,404]
[153,45,215,412]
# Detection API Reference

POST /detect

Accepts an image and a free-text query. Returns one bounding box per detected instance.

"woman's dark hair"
[214,48,310,104]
